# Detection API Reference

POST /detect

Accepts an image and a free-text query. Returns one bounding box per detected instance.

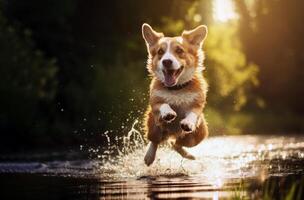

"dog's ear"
[182,25,208,47]
[142,23,163,47]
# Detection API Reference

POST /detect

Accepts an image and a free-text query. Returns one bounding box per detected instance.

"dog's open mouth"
[162,66,184,87]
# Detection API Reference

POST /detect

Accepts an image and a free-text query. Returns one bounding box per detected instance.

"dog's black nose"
[162,59,173,68]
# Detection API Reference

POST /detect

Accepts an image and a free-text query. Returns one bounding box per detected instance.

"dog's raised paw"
[162,112,176,122]
[180,119,195,133]
[160,104,176,123]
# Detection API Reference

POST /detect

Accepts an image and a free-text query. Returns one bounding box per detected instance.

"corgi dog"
[142,23,209,166]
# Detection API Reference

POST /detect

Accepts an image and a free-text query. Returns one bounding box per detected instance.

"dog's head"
[142,23,207,87]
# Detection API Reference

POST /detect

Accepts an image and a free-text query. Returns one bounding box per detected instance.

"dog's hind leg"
[172,143,196,160]
[144,142,158,166]
[173,115,208,159]
[144,111,164,166]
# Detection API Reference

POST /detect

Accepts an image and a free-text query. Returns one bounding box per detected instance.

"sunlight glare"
[213,0,237,22]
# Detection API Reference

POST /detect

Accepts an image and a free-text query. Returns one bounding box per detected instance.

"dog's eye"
[158,49,164,55]
[157,49,164,55]
[176,47,184,54]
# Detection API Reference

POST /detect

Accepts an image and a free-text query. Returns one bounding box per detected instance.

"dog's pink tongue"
[164,70,177,87]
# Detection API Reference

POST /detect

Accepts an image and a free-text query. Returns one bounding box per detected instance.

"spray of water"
[98,120,304,184]
[99,119,205,179]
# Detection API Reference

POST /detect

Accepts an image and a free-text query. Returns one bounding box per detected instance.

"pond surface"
[0,135,304,199]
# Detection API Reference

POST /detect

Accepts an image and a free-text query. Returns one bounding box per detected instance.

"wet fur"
[142,24,209,166]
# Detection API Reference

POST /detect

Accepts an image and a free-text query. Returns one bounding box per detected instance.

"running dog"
[142,23,209,166]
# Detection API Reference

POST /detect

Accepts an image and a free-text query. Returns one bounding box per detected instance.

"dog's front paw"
[180,118,196,133]
[160,104,176,123]
[162,111,176,123]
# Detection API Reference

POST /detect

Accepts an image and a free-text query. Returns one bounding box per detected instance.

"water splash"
[99,126,304,184]
[0,119,303,185]
[99,119,199,178]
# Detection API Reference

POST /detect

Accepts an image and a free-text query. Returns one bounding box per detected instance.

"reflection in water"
[98,178,245,199]
[97,134,304,199]
[0,135,304,199]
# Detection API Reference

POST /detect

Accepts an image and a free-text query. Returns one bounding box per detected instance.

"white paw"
[180,118,195,133]
[144,143,157,166]
[160,104,176,123]
[180,112,198,133]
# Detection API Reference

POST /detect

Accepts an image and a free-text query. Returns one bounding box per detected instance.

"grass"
[263,179,303,200]
[231,180,247,200]
[231,178,303,200]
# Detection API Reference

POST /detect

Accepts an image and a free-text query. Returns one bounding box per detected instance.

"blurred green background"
[0,0,304,152]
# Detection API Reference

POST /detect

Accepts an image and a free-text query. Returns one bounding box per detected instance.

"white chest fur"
[152,89,199,106]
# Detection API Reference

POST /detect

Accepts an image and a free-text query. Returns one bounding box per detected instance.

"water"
[0,134,304,199]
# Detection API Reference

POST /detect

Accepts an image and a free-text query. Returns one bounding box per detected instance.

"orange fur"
[142,23,209,166]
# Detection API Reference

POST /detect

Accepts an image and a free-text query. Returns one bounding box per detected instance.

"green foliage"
[0,7,58,143]
[205,22,259,111]
[235,0,304,113]
[90,61,149,132]
[205,108,254,135]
